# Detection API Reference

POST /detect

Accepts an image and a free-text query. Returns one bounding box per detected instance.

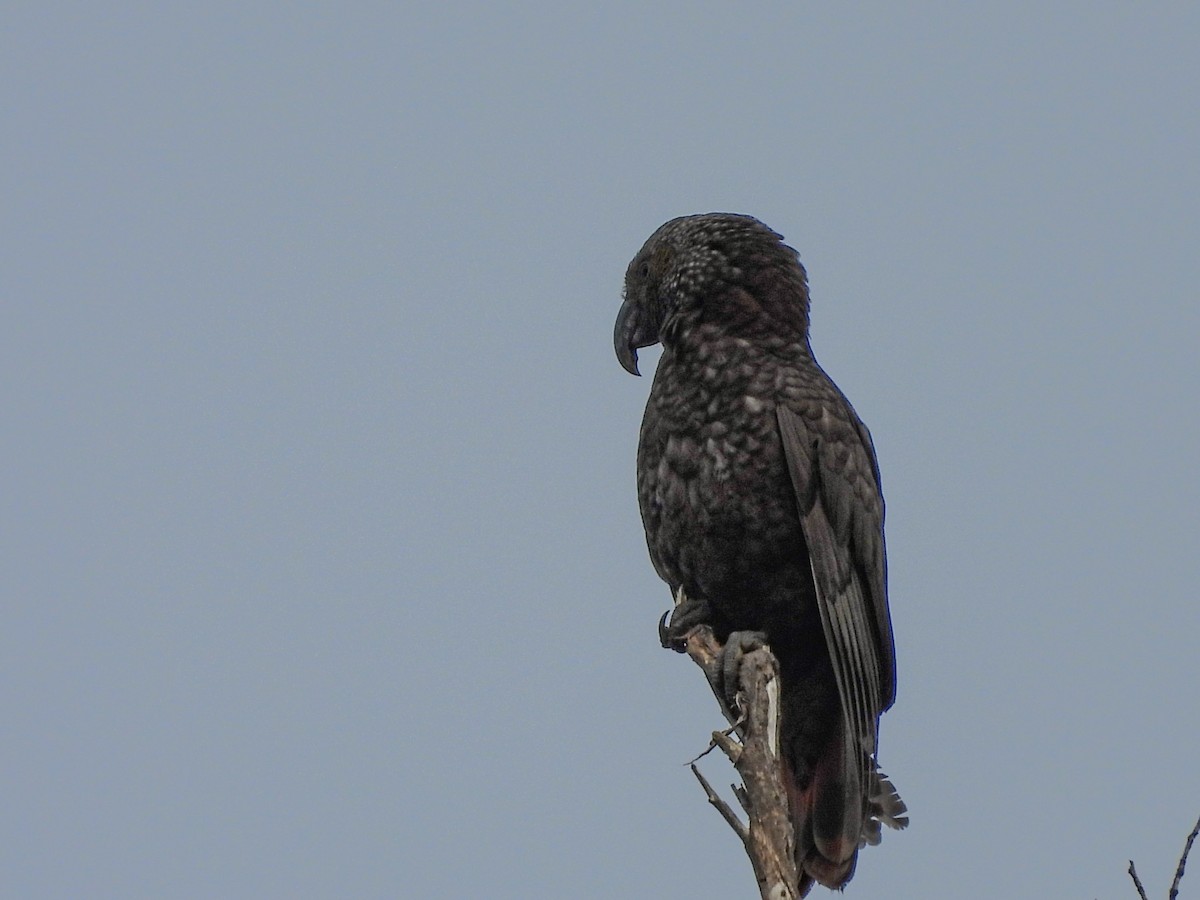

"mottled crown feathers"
[617,213,812,372]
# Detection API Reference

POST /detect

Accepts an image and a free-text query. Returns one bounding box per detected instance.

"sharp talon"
[658,610,672,648]
[658,590,711,653]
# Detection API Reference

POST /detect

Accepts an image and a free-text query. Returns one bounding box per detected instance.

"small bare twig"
[682,625,800,900]
[690,762,749,842]
[1130,861,1151,900]
[1169,816,1200,900]
[1128,814,1200,900]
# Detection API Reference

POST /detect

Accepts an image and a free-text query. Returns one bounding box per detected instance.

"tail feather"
[783,721,906,892]
[861,769,908,847]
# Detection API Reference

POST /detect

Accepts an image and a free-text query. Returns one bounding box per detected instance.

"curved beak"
[614,297,657,376]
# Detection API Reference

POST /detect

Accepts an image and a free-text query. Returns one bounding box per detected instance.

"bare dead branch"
[682,625,801,900]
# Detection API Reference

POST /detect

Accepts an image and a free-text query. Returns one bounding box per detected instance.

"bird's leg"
[659,586,715,652]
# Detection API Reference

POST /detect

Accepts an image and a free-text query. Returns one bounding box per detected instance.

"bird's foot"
[658,587,713,652]
[715,630,770,714]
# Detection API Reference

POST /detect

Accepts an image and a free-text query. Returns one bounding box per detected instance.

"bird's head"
[614,213,810,375]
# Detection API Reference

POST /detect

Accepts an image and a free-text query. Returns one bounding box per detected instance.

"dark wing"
[777,403,896,778]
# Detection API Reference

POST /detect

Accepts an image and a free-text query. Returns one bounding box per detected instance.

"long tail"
[782,720,908,895]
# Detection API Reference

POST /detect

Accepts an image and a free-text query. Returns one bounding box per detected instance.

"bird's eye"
[639,262,651,278]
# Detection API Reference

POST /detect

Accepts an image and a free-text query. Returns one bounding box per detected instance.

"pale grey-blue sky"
[3,3,1198,898]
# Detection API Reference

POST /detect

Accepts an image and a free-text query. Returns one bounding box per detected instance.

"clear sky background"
[4,4,1198,899]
